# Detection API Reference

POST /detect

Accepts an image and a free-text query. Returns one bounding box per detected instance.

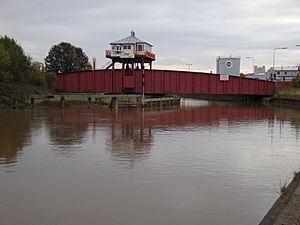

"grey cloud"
[0,0,299,72]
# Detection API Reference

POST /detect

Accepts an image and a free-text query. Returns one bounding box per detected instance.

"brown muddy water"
[0,99,300,225]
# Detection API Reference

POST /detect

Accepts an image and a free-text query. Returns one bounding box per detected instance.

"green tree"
[44,42,91,73]
[0,36,31,81]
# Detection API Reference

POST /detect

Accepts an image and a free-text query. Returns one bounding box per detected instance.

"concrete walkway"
[259,172,300,225]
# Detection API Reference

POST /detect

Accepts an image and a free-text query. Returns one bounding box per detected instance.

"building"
[245,65,267,80]
[247,73,267,80]
[32,61,45,72]
[216,56,240,76]
[267,66,300,81]
[105,31,155,70]
[254,66,265,74]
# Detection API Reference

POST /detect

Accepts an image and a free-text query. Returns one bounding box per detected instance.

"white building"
[268,66,300,81]
[216,56,241,76]
[108,31,154,60]
[254,66,265,74]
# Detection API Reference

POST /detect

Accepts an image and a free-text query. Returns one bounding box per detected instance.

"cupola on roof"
[110,31,153,47]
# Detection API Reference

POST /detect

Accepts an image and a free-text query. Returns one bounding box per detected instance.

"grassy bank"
[277,88,300,98]
[0,76,55,108]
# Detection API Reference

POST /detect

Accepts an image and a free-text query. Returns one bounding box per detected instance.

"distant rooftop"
[274,66,299,71]
[110,31,152,46]
[217,56,241,59]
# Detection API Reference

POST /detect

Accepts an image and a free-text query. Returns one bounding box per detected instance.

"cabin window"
[137,44,144,51]
[123,45,131,50]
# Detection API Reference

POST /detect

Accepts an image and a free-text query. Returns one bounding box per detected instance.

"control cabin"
[105,31,155,70]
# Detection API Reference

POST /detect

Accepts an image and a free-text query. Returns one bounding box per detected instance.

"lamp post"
[272,47,288,81]
[186,63,192,71]
[246,56,255,74]
[296,45,300,73]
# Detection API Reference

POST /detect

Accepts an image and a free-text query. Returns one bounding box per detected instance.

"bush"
[44,72,56,90]
[28,71,47,88]
[292,76,300,88]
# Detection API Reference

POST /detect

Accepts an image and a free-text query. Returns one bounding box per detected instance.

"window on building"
[115,46,122,51]
[128,45,131,50]
[123,46,127,50]
[277,71,280,75]
[284,72,287,75]
[138,44,144,51]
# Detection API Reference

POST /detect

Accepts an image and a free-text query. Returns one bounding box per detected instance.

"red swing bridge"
[55,31,275,100]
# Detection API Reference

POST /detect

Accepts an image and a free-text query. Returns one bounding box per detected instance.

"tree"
[0,36,31,81]
[44,42,91,73]
[292,76,300,88]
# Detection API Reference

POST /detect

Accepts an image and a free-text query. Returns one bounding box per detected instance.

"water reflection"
[0,110,33,165]
[275,107,300,139]
[86,103,276,168]
[1,101,300,165]
[1,101,300,225]
[45,108,89,156]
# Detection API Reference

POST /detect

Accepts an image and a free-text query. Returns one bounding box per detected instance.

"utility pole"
[246,56,255,74]
[272,47,288,81]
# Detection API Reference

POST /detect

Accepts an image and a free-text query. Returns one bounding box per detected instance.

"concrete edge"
[259,172,300,225]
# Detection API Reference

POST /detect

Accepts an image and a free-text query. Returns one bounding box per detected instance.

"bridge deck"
[56,69,275,96]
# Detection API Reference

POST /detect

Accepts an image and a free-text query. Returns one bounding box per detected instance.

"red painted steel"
[56,69,275,96]
[47,105,275,149]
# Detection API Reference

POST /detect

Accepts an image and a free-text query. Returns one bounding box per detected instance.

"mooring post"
[60,96,65,109]
[137,96,142,107]
[110,97,118,109]
[12,98,17,109]
[87,96,92,109]
[30,97,35,108]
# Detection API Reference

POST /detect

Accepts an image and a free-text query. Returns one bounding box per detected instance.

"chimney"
[131,30,135,37]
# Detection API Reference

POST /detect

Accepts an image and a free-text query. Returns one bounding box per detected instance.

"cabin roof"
[110,31,153,47]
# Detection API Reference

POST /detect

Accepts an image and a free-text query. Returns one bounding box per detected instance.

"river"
[0,99,300,225]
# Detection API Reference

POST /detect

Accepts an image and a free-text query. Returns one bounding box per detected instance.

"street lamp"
[246,56,255,74]
[186,63,192,71]
[272,47,288,81]
[296,45,300,72]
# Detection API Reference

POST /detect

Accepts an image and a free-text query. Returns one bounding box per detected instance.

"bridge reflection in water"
[1,100,300,225]
[1,100,299,166]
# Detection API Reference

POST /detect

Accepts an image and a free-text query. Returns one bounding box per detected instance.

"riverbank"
[259,172,300,225]
[268,96,300,109]
[277,88,300,98]
[0,78,55,108]
[29,93,181,108]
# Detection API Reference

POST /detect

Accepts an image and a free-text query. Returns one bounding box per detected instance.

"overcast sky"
[0,0,299,73]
